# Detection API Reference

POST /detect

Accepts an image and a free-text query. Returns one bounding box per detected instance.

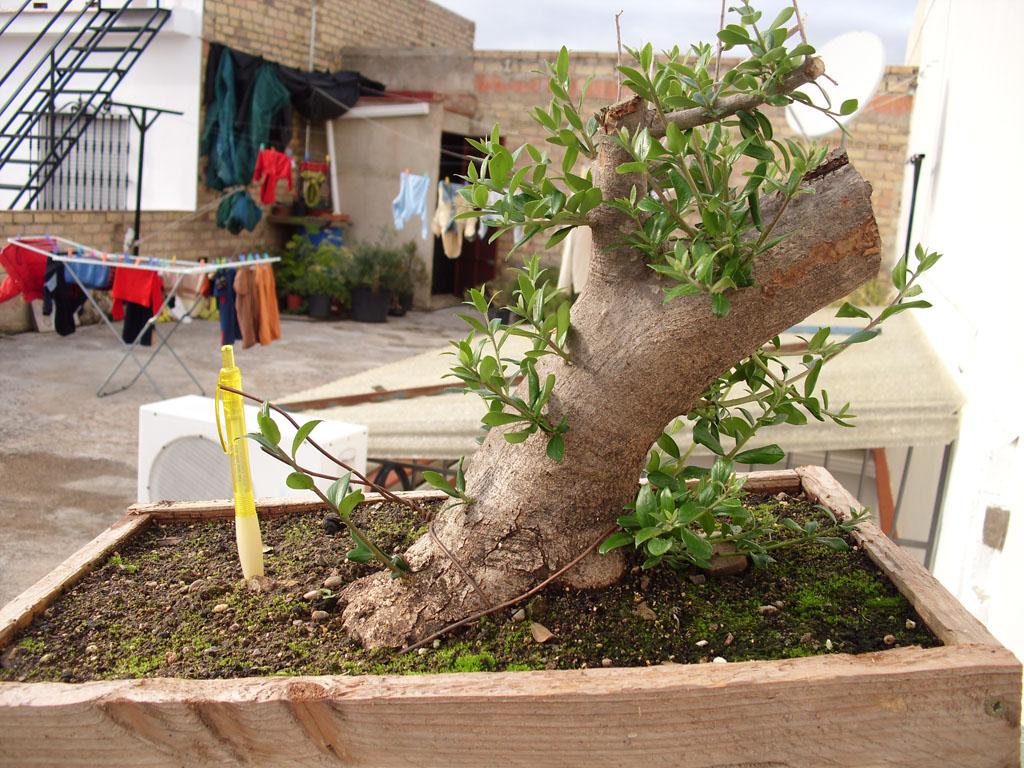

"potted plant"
[278,234,312,311]
[0,9,1019,765]
[392,240,426,313]
[346,241,404,323]
[293,241,348,319]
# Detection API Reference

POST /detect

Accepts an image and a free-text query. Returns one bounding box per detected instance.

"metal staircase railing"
[0,1,170,209]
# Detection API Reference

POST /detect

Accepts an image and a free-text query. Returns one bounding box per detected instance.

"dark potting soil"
[0,494,939,682]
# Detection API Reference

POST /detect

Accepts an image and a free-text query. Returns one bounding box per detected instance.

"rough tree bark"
[340,64,881,648]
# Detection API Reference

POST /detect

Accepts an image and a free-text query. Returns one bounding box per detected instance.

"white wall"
[0,0,202,211]
[900,0,1024,660]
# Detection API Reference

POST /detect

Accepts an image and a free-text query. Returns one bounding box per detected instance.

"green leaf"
[815,536,849,551]
[835,302,870,320]
[257,402,280,446]
[843,329,880,345]
[546,434,565,463]
[634,527,662,544]
[692,420,724,455]
[326,472,351,507]
[421,470,459,498]
[636,483,656,519]
[717,27,752,47]
[481,411,524,428]
[337,490,364,517]
[680,528,713,561]
[504,430,531,444]
[711,293,731,317]
[839,98,858,116]
[286,471,314,490]
[770,6,795,28]
[734,444,785,465]
[877,300,932,323]
[616,161,647,175]
[656,432,680,459]
[646,537,672,557]
[598,532,634,555]
[555,46,570,82]
[290,419,322,459]
[346,541,373,564]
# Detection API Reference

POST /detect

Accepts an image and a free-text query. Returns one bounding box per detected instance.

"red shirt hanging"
[252,148,293,205]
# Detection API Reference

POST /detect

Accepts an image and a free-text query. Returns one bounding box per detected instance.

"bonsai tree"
[247,4,939,649]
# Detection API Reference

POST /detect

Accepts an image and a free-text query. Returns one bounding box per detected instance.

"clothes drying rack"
[7,235,280,398]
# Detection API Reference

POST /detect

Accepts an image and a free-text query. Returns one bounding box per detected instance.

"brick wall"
[1,0,473,332]
[203,0,475,71]
[473,51,915,274]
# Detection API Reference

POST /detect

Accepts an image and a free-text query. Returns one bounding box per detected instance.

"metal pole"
[902,153,925,261]
[131,107,147,254]
[304,0,317,158]
[924,442,955,571]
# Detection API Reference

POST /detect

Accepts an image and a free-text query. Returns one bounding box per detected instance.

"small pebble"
[511,608,526,622]
[322,514,343,535]
[303,590,321,601]
[640,575,650,591]
[38,654,53,664]
[311,610,329,623]
[418,648,428,656]
[165,651,178,664]
[883,634,896,646]
[800,632,814,645]
[601,658,613,668]
[203,646,218,656]
[262,545,274,554]
[292,620,305,627]
[323,575,343,590]
[85,644,98,655]
[229,623,240,632]
[775,492,788,501]
[773,600,785,609]
[212,603,228,614]
[633,602,657,622]
[905,619,917,630]
[432,639,441,649]
[825,639,834,651]
[144,581,158,588]
[688,573,706,585]
[709,623,719,632]
[530,622,555,644]
[695,639,709,648]
[187,579,205,593]
[712,656,728,664]
[757,605,778,615]
[724,632,734,646]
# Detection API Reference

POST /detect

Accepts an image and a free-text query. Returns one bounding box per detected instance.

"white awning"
[284,310,963,460]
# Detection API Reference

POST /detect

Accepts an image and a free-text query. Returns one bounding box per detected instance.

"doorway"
[431,131,497,297]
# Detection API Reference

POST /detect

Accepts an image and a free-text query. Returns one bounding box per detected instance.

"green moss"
[17,637,44,653]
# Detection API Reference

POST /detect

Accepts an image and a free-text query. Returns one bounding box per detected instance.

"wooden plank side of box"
[0,643,1019,768]
[0,514,151,648]
[797,465,1000,647]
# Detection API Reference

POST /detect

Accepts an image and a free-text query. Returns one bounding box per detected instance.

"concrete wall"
[0,0,203,211]
[331,102,443,308]
[901,0,1024,662]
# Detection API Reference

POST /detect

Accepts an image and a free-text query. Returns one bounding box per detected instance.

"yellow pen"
[216,345,265,579]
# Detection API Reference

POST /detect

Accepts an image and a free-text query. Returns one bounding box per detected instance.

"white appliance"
[137,395,367,503]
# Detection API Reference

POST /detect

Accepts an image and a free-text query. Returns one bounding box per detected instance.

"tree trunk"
[340,144,880,649]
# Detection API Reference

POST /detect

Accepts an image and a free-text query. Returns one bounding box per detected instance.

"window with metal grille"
[36,110,131,211]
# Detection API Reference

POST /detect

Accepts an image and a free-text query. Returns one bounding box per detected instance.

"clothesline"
[8,235,280,275]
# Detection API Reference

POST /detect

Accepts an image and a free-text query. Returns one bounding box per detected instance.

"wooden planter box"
[0,467,1019,767]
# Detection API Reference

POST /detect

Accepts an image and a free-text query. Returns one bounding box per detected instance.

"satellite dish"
[785,31,885,138]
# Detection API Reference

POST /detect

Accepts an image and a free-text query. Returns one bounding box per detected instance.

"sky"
[432,1,919,64]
